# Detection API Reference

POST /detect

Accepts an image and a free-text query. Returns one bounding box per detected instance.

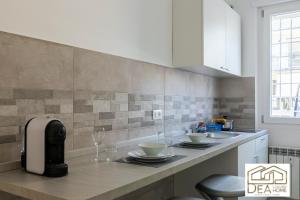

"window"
[260,1,300,124]
[271,11,300,118]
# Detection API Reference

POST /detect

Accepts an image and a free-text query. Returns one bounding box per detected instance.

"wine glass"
[92,127,106,162]
[164,134,175,155]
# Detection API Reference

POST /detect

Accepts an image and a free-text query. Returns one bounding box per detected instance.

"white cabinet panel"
[225,5,241,76]
[172,0,242,77]
[238,139,256,177]
[255,135,268,163]
[203,0,226,70]
[238,135,268,200]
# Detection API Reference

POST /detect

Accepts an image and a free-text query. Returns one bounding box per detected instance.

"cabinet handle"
[254,155,259,163]
[220,67,230,72]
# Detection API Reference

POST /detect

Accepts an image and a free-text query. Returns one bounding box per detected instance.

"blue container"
[206,123,222,132]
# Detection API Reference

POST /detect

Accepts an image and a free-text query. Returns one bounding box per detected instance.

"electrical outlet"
[153,110,163,120]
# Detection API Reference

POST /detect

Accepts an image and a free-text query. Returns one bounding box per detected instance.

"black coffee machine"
[21,117,68,177]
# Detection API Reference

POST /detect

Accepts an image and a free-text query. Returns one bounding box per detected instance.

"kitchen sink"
[206,132,240,139]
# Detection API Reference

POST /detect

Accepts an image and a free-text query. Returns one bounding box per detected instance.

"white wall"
[0,0,172,67]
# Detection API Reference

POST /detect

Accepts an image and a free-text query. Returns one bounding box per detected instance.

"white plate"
[128,150,174,160]
[127,157,169,163]
[182,141,214,145]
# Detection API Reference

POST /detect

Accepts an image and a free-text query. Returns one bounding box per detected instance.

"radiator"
[269,147,300,200]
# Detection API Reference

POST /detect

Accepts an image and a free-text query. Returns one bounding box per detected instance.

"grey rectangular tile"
[0,105,17,116]
[73,121,94,128]
[99,112,115,120]
[181,115,191,122]
[153,104,162,110]
[95,125,112,132]
[129,104,141,111]
[53,90,73,99]
[164,96,172,102]
[0,89,13,99]
[239,104,255,109]
[0,126,19,136]
[0,99,16,105]
[13,89,53,99]
[74,105,93,113]
[74,90,92,100]
[16,99,45,115]
[141,121,155,127]
[74,99,91,106]
[45,105,60,114]
[115,112,128,119]
[0,116,20,127]
[113,93,128,102]
[140,95,156,101]
[225,98,244,103]
[128,94,135,102]
[74,113,96,122]
[128,117,143,124]
[93,91,113,100]
[230,108,243,113]
[145,111,152,117]
[0,135,16,144]
[164,115,175,120]
[110,104,120,112]
[119,104,128,112]
[93,100,110,113]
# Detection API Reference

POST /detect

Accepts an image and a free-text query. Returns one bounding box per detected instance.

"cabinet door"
[238,138,267,200]
[255,135,268,164]
[238,140,256,177]
[203,0,226,70]
[226,6,241,76]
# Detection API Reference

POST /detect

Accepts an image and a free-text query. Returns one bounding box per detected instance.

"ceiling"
[250,0,297,7]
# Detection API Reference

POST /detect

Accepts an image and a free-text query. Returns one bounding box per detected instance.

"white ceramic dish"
[128,150,174,160]
[182,141,213,145]
[186,133,207,143]
[138,143,167,156]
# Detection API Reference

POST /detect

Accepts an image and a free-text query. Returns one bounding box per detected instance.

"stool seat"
[170,197,205,200]
[196,174,245,198]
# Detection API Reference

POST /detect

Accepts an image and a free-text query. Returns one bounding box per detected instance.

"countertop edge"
[0,131,268,200]
[93,130,268,200]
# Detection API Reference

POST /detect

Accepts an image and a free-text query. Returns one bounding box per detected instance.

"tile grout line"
[72,48,75,151]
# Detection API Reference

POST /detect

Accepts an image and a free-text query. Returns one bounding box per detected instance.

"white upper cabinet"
[173,0,241,77]
[225,5,242,76]
[203,0,227,71]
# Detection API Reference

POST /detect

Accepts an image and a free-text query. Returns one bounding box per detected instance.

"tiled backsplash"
[0,88,74,163]
[217,77,256,130]
[0,31,255,165]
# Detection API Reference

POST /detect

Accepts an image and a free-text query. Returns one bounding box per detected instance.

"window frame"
[260,1,300,125]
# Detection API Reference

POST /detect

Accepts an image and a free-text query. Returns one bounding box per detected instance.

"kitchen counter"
[0,130,267,200]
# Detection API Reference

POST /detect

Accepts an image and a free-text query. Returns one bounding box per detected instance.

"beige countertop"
[0,130,267,200]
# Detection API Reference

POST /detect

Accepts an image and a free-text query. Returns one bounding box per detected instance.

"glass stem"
[96,145,100,160]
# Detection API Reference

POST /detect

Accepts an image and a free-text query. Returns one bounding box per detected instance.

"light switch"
[153,110,163,120]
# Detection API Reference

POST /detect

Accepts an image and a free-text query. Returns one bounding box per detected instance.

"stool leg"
[197,191,212,200]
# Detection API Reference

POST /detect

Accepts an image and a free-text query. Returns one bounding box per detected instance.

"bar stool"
[169,197,205,200]
[195,174,245,200]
